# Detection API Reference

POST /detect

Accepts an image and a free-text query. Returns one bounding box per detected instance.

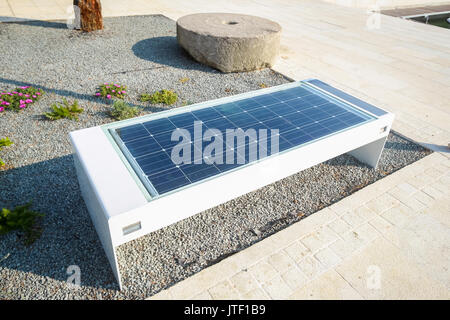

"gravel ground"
[0,15,431,299]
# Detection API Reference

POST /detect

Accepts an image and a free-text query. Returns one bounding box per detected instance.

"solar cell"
[111,82,374,196]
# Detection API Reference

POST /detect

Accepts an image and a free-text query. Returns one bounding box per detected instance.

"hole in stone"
[226,21,239,25]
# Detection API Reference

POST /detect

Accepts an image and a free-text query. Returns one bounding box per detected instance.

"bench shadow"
[417,142,449,153]
[0,155,119,292]
[132,36,216,72]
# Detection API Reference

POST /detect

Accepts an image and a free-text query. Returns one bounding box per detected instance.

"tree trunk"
[74,0,103,32]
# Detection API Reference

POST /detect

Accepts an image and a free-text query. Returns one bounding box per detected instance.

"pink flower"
[3,102,9,106]
[112,90,115,93]
[106,94,111,99]
[19,104,26,108]
[20,86,30,89]
[25,94,30,97]
[95,93,101,96]
[106,86,110,89]
[121,91,126,94]
[114,84,120,88]
[18,93,23,96]
[20,100,25,104]
[32,95,37,98]
[0,107,4,112]
[104,82,108,85]
[36,92,41,95]
[25,99,33,103]
[12,91,18,94]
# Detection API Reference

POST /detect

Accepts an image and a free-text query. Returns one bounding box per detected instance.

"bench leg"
[73,153,123,290]
[348,136,387,169]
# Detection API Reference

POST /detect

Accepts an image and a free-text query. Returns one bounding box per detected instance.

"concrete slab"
[335,238,449,299]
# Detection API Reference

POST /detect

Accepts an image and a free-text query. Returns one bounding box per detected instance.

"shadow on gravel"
[0,155,119,291]
[0,77,163,113]
[384,139,427,152]
[132,36,216,72]
[0,77,98,103]
[1,19,68,29]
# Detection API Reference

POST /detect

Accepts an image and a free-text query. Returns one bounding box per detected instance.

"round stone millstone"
[176,13,282,73]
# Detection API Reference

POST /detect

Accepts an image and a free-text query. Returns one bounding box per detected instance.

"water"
[411,14,450,29]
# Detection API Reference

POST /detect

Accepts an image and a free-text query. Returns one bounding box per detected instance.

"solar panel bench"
[69,79,394,288]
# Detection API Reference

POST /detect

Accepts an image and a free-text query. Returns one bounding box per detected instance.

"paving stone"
[441,158,450,169]
[208,280,239,300]
[439,175,450,188]
[262,274,293,299]
[402,197,428,212]
[369,216,394,236]
[413,171,436,187]
[391,213,450,288]
[249,260,278,284]
[284,241,311,262]
[314,247,342,269]
[297,256,325,279]
[327,218,352,235]
[267,251,296,274]
[366,193,400,214]
[289,270,363,300]
[421,185,445,200]
[432,180,449,195]
[354,205,378,221]
[230,271,259,294]
[241,288,270,300]
[329,225,368,260]
[329,197,360,215]
[341,210,366,228]
[352,223,380,243]
[424,167,445,179]
[300,226,339,252]
[388,183,419,202]
[381,204,416,228]
[281,267,309,291]
[328,201,350,216]
[418,201,450,228]
[411,191,435,207]
[335,238,449,299]
[191,290,213,300]
[147,289,172,300]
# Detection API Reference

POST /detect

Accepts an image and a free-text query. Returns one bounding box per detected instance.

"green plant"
[108,100,140,121]
[0,137,13,167]
[139,93,151,102]
[0,86,44,112]
[0,203,44,245]
[140,89,178,105]
[44,99,84,121]
[95,82,127,99]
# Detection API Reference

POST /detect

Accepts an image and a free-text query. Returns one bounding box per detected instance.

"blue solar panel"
[112,82,375,196]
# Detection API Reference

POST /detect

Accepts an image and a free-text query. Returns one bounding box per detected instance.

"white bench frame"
[69,79,394,289]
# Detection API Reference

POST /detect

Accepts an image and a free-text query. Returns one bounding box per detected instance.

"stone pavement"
[150,152,450,299]
[1,0,449,299]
